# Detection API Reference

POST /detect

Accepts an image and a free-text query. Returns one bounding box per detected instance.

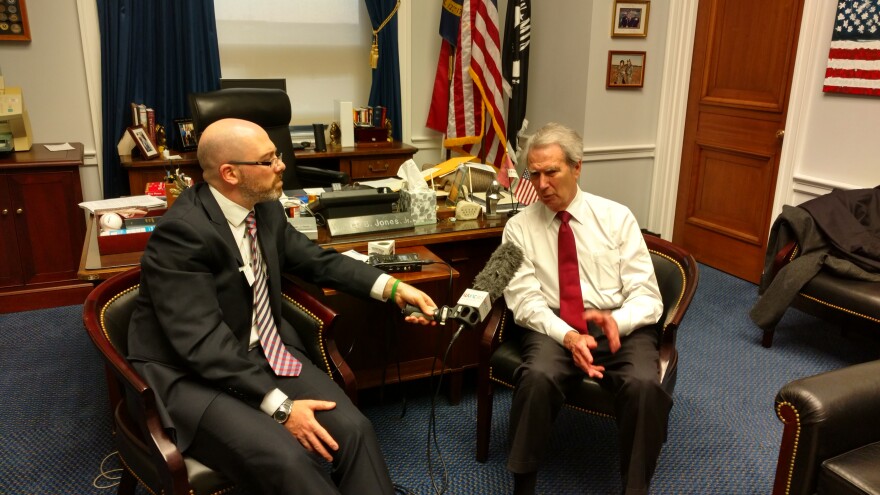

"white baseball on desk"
[99,212,124,231]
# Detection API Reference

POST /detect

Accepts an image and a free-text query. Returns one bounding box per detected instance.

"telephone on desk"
[306,187,399,220]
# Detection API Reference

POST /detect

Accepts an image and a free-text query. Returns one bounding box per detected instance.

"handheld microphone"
[404,242,524,327]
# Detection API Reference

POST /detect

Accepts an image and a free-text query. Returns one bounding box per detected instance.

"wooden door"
[673,0,805,283]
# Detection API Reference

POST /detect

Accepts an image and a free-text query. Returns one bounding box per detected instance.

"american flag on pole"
[823,0,880,96]
[428,0,512,178]
[513,169,539,206]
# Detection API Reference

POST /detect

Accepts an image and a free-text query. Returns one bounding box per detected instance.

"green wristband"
[389,279,401,303]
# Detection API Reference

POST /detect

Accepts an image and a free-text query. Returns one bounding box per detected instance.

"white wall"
[782,0,880,207]
[1,0,876,229]
[0,0,99,201]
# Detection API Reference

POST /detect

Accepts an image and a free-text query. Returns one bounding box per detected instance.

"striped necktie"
[557,211,587,333]
[245,212,302,376]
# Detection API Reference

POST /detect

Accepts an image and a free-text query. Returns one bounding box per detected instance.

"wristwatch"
[272,398,293,424]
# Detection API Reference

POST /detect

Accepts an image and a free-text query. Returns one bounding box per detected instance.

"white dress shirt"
[208,186,391,416]
[502,189,663,345]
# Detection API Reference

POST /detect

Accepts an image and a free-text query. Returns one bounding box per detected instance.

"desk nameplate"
[326,212,414,237]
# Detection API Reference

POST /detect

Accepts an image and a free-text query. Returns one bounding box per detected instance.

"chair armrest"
[479,300,510,363]
[769,241,799,282]
[295,165,349,187]
[280,277,357,403]
[773,360,880,495]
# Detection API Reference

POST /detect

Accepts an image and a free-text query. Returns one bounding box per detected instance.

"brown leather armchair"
[188,87,349,189]
[475,234,699,462]
[772,360,880,495]
[758,239,880,348]
[83,267,354,495]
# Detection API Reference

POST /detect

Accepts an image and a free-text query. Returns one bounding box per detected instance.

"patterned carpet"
[0,264,876,494]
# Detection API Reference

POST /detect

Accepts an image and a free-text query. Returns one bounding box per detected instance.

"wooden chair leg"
[476,370,493,462]
[762,326,775,348]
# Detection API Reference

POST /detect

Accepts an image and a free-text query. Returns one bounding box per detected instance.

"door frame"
[649,0,824,241]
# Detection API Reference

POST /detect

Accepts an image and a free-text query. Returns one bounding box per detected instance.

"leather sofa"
[772,360,880,494]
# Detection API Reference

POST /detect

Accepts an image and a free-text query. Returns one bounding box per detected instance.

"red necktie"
[246,212,302,377]
[557,211,586,333]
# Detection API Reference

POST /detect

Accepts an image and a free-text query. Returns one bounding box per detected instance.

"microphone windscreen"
[473,242,524,302]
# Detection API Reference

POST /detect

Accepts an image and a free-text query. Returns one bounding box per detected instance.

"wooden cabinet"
[294,142,418,181]
[121,151,202,196]
[0,144,92,313]
[121,143,418,193]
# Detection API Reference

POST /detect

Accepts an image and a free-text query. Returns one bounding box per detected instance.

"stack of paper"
[79,195,166,214]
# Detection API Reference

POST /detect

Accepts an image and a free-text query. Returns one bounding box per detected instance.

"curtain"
[364,0,402,142]
[97,0,221,198]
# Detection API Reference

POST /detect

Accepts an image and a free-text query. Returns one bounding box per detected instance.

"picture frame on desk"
[127,126,159,159]
[0,0,31,42]
[174,118,198,151]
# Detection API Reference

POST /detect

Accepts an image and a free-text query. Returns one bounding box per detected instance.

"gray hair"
[520,122,583,167]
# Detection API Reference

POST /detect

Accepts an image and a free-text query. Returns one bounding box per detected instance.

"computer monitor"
[219,78,287,92]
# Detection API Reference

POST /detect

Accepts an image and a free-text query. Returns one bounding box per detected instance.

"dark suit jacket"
[128,182,384,450]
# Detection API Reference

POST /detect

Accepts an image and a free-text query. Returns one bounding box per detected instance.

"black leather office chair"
[83,267,355,495]
[475,234,699,462]
[188,88,349,189]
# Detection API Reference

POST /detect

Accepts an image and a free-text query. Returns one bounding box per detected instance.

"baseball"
[99,212,124,231]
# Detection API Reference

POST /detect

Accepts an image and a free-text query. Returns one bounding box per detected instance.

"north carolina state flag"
[426,0,463,133]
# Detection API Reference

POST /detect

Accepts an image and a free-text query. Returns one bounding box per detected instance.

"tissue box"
[399,188,437,226]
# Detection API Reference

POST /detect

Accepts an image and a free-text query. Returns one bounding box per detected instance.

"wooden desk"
[121,142,417,194]
[78,210,507,401]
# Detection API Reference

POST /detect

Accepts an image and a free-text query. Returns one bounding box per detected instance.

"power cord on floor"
[92,451,122,490]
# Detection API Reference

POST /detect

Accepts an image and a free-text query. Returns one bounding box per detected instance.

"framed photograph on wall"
[0,0,31,42]
[611,1,650,38]
[173,118,198,151]
[127,126,159,159]
[607,51,647,89]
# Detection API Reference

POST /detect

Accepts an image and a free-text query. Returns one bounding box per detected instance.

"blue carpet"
[0,264,875,494]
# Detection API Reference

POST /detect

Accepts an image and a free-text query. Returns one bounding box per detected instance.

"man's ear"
[218,163,240,185]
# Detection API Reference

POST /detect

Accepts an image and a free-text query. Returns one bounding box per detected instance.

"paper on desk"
[342,250,370,262]
[79,195,166,214]
[359,165,442,191]
[358,177,405,190]
[303,187,325,196]
[465,162,497,174]
[44,143,75,151]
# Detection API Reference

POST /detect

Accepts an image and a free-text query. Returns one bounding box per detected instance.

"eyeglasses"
[229,152,283,167]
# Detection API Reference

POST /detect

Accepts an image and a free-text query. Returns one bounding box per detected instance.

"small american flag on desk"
[514,169,539,206]
[823,0,880,96]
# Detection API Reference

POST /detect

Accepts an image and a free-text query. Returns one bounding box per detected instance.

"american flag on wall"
[823,0,880,96]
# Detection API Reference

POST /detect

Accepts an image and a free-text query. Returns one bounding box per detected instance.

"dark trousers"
[187,346,394,495]
[507,326,673,495]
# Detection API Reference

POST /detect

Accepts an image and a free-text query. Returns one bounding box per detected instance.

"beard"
[239,171,283,205]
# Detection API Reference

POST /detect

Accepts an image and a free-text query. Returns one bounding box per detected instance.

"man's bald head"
[197,118,267,184]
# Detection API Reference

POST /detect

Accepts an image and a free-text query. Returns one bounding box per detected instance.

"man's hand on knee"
[563,331,606,379]
[285,400,338,462]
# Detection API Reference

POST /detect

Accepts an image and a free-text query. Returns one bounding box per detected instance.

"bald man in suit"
[128,118,437,494]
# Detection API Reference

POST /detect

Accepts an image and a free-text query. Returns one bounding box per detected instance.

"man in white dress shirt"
[502,122,667,495]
